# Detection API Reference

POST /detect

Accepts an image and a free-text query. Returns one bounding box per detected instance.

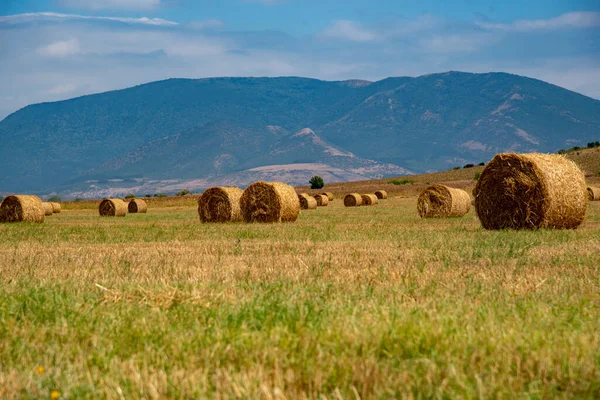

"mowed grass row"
[1,198,599,399]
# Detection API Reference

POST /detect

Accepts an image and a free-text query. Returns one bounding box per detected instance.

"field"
[1,188,600,399]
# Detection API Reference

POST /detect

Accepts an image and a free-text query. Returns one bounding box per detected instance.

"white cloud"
[38,38,81,57]
[60,0,161,11]
[321,20,378,42]
[478,11,600,31]
[420,33,496,53]
[0,12,177,26]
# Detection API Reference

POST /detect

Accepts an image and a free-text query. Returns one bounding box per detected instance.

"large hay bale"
[375,190,388,200]
[42,202,54,216]
[361,194,379,206]
[322,192,334,201]
[344,193,363,207]
[0,195,44,223]
[588,186,600,201]
[474,153,586,229]
[99,198,127,217]
[314,194,329,207]
[240,181,300,223]
[51,202,61,213]
[198,187,243,222]
[128,198,148,214]
[298,194,317,210]
[417,184,470,218]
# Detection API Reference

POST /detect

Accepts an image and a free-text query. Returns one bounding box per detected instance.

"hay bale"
[417,184,470,218]
[198,187,243,222]
[99,198,127,217]
[344,193,363,207]
[474,153,586,229]
[51,202,61,213]
[322,192,334,201]
[587,186,600,201]
[42,202,54,216]
[375,190,388,200]
[0,195,44,223]
[361,194,379,206]
[128,198,148,214]
[240,181,300,223]
[298,194,317,210]
[314,194,329,207]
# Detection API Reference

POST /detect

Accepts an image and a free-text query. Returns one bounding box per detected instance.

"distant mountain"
[1,72,599,197]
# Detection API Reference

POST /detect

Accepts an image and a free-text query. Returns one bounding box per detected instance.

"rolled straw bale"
[0,195,44,223]
[375,190,388,200]
[42,202,54,216]
[314,194,329,207]
[240,181,300,223]
[474,153,586,229]
[128,198,148,214]
[99,198,127,217]
[587,186,600,201]
[361,194,379,206]
[322,192,334,201]
[417,184,470,218]
[344,193,363,207]
[198,187,243,222]
[51,202,61,213]
[298,194,317,210]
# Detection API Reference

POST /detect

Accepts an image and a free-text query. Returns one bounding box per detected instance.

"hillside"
[1,71,600,198]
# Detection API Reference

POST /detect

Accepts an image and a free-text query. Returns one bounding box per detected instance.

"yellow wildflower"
[50,390,60,399]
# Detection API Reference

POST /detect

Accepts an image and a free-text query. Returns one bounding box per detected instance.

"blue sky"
[0,0,599,119]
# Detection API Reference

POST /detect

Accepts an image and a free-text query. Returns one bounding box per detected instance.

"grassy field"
[1,194,600,399]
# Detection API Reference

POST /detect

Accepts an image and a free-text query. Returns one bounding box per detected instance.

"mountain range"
[1,71,599,198]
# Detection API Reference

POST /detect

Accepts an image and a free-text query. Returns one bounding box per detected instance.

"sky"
[0,0,599,119]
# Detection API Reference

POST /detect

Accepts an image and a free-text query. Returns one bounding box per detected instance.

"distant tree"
[48,195,61,202]
[309,176,324,189]
[453,166,461,170]
[176,189,190,196]
[587,141,600,148]
[154,193,167,198]
[478,162,485,166]
[74,198,84,202]
[124,194,135,199]
[474,172,481,181]
[463,163,475,169]
[569,146,582,152]
[145,194,151,198]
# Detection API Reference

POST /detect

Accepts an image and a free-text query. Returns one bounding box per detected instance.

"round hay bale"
[322,192,334,201]
[42,202,54,216]
[587,186,600,201]
[344,193,363,207]
[0,195,45,223]
[128,198,148,214]
[474,153,586,229]
[99,198,127,217]
[417,184,470,218]
[298,194,317,210]
[50,202,61,213]
[198,187,243,222]
[361,194,379,206]
[240,181,300,223]
[314,194,329,207]
[374,190,388,200]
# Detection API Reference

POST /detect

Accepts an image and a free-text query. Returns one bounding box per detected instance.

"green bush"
[309,176,324,189]
[154,193,166,198]
[474,172,481,180]
[463,163,475,169]
[478,162,485,166]
[124,194,135,199]
[145,194,151,198]
[587,141,600,148]
[176,189,190,197]
[74,198,84,202]
[48,195,62,202]
[389,179,414,185]
[453,166,461,170]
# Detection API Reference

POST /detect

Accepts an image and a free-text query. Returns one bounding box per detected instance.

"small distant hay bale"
[314,194,329,207]
[375,190,388,200]
[361,194,379,206]
[0,195,45,223]
[128,198,148,214]
[198,187,243,222]
[240,181,300,223]
[418,184,470,218]
[474,153,586,229]
[322,192,334,201]
[344,193,363,207]
[42,202,54,216]
[588,186,600,201]
[99,198,127,217]
[298,194,317,210]
[51,202,61,213]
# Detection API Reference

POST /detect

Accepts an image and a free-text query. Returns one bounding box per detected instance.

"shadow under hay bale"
[314,194,329,207]
[474,153,587,229]
[99,198,127,217]
[361,194,379,206]
[241,181,300,223]
[588,186,600,201]
[418,184,470,218]
[375,190,388,200]
[0,195,44,223]
[128,198,148,214]
[344,193,363,207]
[198,187,243,222]
[298,194,317,210]
[322,192,334,201]
[42,202,54,216]
[51,202,61,213]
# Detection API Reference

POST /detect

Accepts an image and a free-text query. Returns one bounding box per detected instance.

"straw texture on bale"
[588,186,600,201]
[314,194,329,207]
[128,198,148,214]
[198,187,243,222]
[298,194,317,210]
[375,190,388,200]
[417,184,470,218]
[474,153,586,230]
[361,194,379,206]
[344,193,363,207]
[99,198,127,217]
[322,192,334,201]
[51,202,61,213]
[0,195,44,223]
[42,202,54,216]
[240,181,300,223]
